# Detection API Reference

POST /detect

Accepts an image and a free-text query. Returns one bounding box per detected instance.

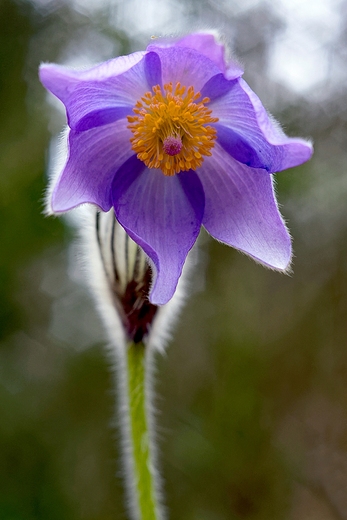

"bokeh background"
[1,0,347,518]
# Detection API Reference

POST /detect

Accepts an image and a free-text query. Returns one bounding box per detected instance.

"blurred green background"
[1,0,347,518]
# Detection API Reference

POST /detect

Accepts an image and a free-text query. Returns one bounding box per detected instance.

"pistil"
[162,136,182,156]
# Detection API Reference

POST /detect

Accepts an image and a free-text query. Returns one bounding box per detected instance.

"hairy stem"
[126,342,160,520]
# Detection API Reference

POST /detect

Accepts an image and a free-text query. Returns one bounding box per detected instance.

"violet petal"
[201,74,237,102]
[174,32,243,79]
[145,45,222,93]
[199,143,292,270]
[210,78,313,172]
[112,164,205,305]
[39,52,147,131]
[144,51,162,89]
[51,119,134,212]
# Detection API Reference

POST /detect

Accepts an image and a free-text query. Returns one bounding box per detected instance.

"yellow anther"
[127,82,218,176]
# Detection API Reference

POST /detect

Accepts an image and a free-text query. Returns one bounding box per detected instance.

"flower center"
[127,82,219,176]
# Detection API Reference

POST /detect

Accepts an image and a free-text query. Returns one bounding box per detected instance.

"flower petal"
[39,51,148,131]
[201,73,236,102]
[145,45,221,92]
[144,51,162,89]
[174,32,243,80]
[112,160,205,305]
[209,78,313,172]
[51,119,134,212]
[199,143,291,270]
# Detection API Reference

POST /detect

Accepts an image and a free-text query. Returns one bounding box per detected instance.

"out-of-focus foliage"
[1,0,347,518]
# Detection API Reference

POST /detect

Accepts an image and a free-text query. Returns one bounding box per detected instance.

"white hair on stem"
[45,123,199,518]
[66,203,197,519]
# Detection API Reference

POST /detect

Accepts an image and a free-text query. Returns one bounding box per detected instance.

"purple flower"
[39,32,313,305]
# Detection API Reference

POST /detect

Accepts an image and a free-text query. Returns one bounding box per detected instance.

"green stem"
[126,342,159,520]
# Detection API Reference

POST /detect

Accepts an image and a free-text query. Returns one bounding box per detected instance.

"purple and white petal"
[39,52,148,131]
[51,119,134,212]
[112,161,205,305]
[145,45,222,93]
[209,78,313,172]
[199,143,291,270]
[174,32,243,80]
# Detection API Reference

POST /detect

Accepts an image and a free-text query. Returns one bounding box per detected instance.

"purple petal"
[51,119,134,212]
[145,45,221,93]
[39,51,148,131]
[214,123,270,169]
[198,143,291,270]
[201,74,237,102]
[144,51,162,89]
[112,164,205,305]
[174,32,243,80]
[210,78,313,172]
[75,106,132,132]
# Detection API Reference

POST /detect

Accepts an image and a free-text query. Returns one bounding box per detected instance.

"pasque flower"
[39,32,313,305]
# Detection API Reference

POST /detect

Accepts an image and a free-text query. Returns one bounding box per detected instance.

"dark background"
[1,0,347,518]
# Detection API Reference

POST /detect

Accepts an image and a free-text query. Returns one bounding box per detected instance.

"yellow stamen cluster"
[127,82,219,176]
